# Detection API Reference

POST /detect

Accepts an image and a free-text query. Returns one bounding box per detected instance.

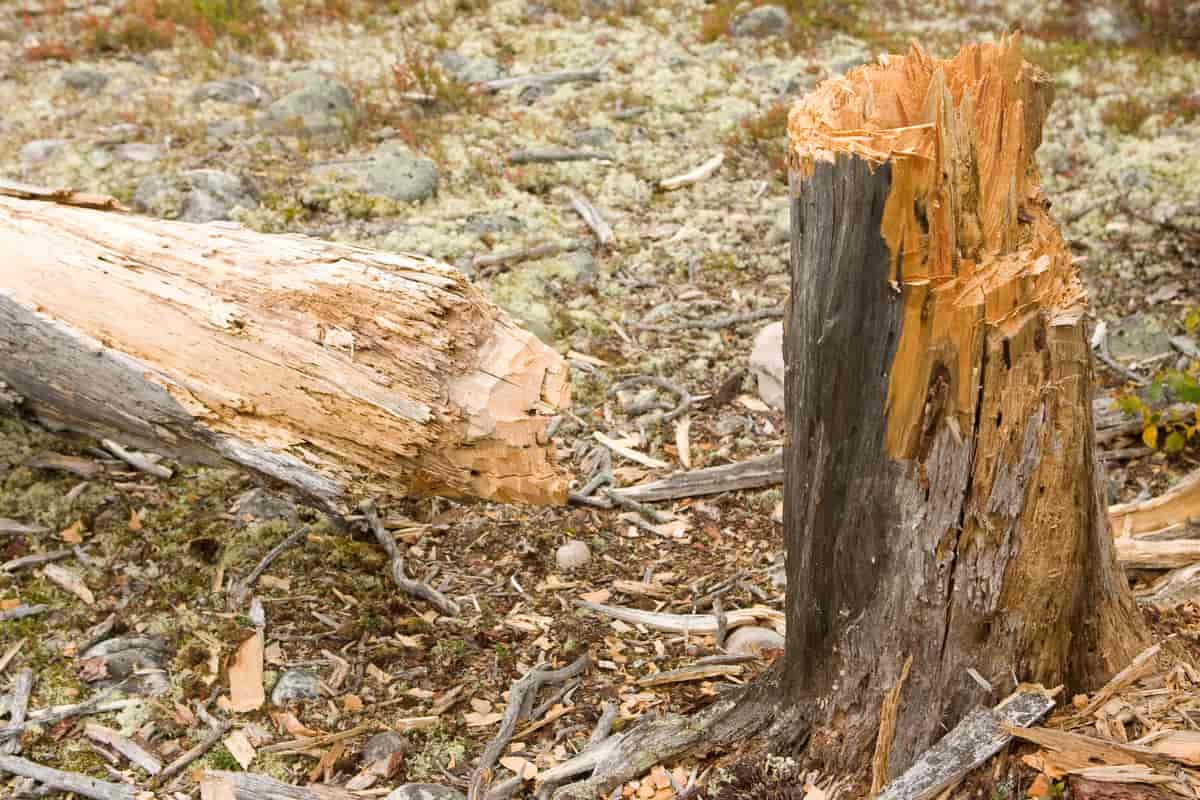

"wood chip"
[222,729,256,769]
[200,774,237,800]
[228,632,265,713]
[594,432,669,470]
[1080,643,1161,717]
[42,562,94,605]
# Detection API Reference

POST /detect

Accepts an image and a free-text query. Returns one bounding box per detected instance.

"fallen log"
[0,189,570,510]
[1110,470,1200,538]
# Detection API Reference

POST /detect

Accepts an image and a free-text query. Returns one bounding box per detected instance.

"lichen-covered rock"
[192,78,271,107]
[556,539,591,570]
[730,5,790,38]
[270,668,323,705]
[80,635,171,696]
[362,731,408,763]
[20,139,65,165]
[312,143,439,204]
[750,322,784,411]
[59,68,109,93]
[435,51,503,84]
[134,170,259,223]
[258,75,355,136]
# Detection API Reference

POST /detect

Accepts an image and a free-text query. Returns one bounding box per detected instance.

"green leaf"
[1117,395,1143,417]
[1166,431,1187,453]
[1147,381,1165,403]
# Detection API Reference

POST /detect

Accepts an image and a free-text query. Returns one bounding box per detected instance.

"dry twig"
[361,500,459,616]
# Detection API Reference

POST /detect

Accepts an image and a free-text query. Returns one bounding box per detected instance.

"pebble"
[19,138,65,165]
[258,75,356,136]
[59,67,109,93]
[556,539,591,571]
[80,635,172,697]
[362,731,408,763]
[724,625,785,656]
[730,5,790,38]
[434,50,503,84]
[573,127,615,149]
[192,78,272,107]
[312,143,439,204]
[270,668,324,706]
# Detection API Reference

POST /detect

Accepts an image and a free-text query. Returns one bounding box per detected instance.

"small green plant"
[1116,310,1200,453]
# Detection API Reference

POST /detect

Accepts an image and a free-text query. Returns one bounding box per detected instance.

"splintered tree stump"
[0,189,569,509]
[782,37,1144,782]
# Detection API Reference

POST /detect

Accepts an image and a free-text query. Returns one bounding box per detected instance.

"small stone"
[464,213,524,235]
[81,636,171,696]
[179,169,259,223]
[730,5,790,38]
[20,138,65,165]
[434,51,503,84]
[573,127,615,149]
[384,785,465,800]
[112,143,161,163]
[259,77,356,136]
[132,175,180,218]
[749,322,784,411]
[271,668,323,706]
[59,67,109,93]
[724,626,785,656]
[362,731,408,763]
[192,78,271,107]
[231,488,299,527]
[313,143,439,204]
[556,540,591,571]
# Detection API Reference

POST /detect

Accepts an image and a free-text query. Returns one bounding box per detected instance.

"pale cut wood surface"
[0,192,570,508]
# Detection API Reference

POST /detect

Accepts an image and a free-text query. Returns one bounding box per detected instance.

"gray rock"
[192,78,272,107]
[556,539,591,570]
[362,731,408,763]
[384,785,465,800]
[271,668,323,705]
[573,127,614,149]
[464,213,524,235]
[434,51,503,84]
[259,77,356,136]
[749,322,784,411]
[730,5,790,38]
[20,138,65,165]
[133,170,259,222]
[80,636,171,697]
[1084,4,1142,45]
[231,488,299,527]
[112,142,161,163]
[314,144,439,204]
[1107,314,1172,362]
[181,169,258,222]
[724,625,784,656]
[60,68,109,93]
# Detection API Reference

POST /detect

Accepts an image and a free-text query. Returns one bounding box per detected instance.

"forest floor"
[2,1,1200,798]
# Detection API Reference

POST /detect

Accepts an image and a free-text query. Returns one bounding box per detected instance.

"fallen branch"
[361,500,459,617]
[576,600,784,635]
[227,526,310,610]
[0,519,48,536]
[469,655,591,800]
[0,690,139,741]
[2,549,71,572]
[611,450,783,503]
[258,722,375,755]
[611,376,692,424]
[875,687,1056,800]
[1,670,32,756]
[152,720,232,787]
[480,55,611,92]
[101,438,172,480]
[659,153,724,191]
[634,306,784,332]
[1135,563,1200,605]
[1078,642,1161,717]
[83,724,162,775]
[0,755,134,800]
[1110,470,1200,538]
[509,148,613,165]
[0,605,48,622]
[203,770,356,800]
[636,662,742,687]
[568,192,613,247]
[1114,537,1200,570]
[473,241,580,273]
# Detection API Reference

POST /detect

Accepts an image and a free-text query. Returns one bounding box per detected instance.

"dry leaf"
[470,698,493,714]
[43,563,94,605]
[1026,773,1052,798]
[223,730,256,769]
[127,509,142,532]
[0,598,18,611]
[228,631,265,712]
[343,694,363,713]
[264,641,284,666]
[271,711,319,738]
[61,519,84,543]
[499,755,537,780]
[258,575,290,591]
[464,711,504,728]
[579,589,611,604]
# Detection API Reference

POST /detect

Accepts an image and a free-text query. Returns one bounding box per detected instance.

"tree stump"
[0,186,569,509]
[782,36,1144,781]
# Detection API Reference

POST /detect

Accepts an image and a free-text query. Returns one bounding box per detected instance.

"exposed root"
[361,500,459,617]
[543,682,781,800]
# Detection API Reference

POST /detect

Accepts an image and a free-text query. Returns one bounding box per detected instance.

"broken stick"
[361,500,459,617]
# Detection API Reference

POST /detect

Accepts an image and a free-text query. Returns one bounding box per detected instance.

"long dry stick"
[361,500,459,616]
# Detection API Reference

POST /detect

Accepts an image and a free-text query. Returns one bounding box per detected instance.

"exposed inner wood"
[0,193,569,507]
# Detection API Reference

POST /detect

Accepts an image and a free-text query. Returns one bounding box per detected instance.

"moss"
[406,727,473,780]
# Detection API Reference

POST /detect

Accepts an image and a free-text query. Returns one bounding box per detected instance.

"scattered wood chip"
[200,774,237,800]
[223,729,256,770]
[228,632,265,713]
[42,563,94,605]
[594,432,669,470]
[500,755,538,780]
[1080,643,1161,717]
